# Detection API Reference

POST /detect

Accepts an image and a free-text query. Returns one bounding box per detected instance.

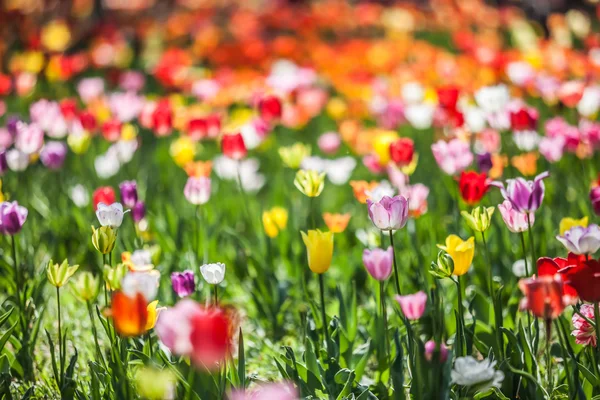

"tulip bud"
[461,206,495,232]
[424,340,448,363]
[104,263,128,290]
[92,225,117,254]
[47,259,79,288]
[429,250,454,279]
[590,186,600,216]
[278,143,311,169]
[67,132,91,154]
[71,271,100,302]
[294,169,325,197]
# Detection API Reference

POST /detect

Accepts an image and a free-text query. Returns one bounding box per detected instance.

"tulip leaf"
[238,328,245,389]
[578,363,600,387]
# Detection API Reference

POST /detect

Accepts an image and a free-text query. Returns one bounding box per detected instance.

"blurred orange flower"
[323,213,351,233]
[185,160,213,178]
[511,152,538,177]
[350,180,379,204]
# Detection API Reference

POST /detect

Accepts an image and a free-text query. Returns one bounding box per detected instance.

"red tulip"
[205,114,221,139]
[222,133,247,160]
[510,108,537,131]
[0,74,12,96]
[519,274,566,320]
[79,110,97,132]
[101,119,122,142]
[562,259,600,303]
[536,255,582,304]
[187,118,208,141]
[458,171,489,205]
[189,306,232,367]
[152,100,173,137]
[436,86,460,110]
[389,138,414,166]
[258,95,282,123]
[93,186,116,210]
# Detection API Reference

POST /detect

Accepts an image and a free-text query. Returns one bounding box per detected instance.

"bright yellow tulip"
[145,300,165,331]
[372,131,399,165]
[437,235,475,276]
[262,207,289,238]
[559,217,588,236]
[301,229,334,274]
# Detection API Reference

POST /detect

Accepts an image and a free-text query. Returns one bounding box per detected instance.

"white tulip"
[70,184,89,208]
[200,262,226,285]
[96,202,125,228]
[6,149,29,171]
[121,271,159,301]
[451,356,504,393]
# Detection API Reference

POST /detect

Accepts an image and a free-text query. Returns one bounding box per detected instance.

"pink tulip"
[497,200,534,233]
[431,138,473,175]
[318,132,341,155]
[15,122,44,154]
[367,195,409,231]
[230,382,298,400]
[571,303,596,346]
[184,177,211,205]
[424,340,448,362]
[395,291,427,320]
[362,247,393,281]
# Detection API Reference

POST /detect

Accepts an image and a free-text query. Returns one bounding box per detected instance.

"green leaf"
[391,331,405,400]
[578,363,600,387]
[238,328,245,389]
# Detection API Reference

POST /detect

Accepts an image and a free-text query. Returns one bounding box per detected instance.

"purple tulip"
[171,270,196,298]
[476,152,493,173]
[119,180,138,208]
[366,195,408,231]
[556,225,600,255]
[6,115,20,138]
[40,141,67,170]
[132,201,145,223]
[0,201,28,235]
[362,247,393,281]
[0,150,8,175]
[590,186,600,216]
[492,171,549,213]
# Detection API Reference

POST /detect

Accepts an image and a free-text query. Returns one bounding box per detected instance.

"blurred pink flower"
[395,291,427,320]
[539,136,565,163]
[15,122,44,154]
[400,184,430,218]
[230,382,298,400]
[475,129,501,154]
[297,87,327,117]
[572,304,596,347]
[431,138,473,175]
[318,132,341,155]
[425,340,449,362]
[363,154,385,174]
[109,92,144,122]
[119,70,145,92]
[77,77,105,103]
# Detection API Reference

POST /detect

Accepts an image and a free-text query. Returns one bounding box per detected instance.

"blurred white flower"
[475,84,510,114]
[70,184,89,208]
[266,60,316,95]
[401,82,424,105]
[451,356,504,393]
[366,180,395,202]
[131,249,153,270]
[111,139,138,164]
[506,61,534,87]
[96,202,125,228]
[213,156,265,192]
[356,228,381,248]
[77,77,105,104]
[95,152,121,179]
[578,86,600,118]
[512,259,529,277]
[404,103,435,130]
[301,156,356,185]
[121,271,159,301]
[513,130,540,151]
[200,262,226,284]
[6,149,28,171]
[464,107,487,133]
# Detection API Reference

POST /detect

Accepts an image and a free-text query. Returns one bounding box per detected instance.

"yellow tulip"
[372,131,399,165]
[301,229,334,274]
[279,143,311,169]
[437,235,475,276]
[294,170,325,197]
[169,136,196,167]
[559,217,588,236]
[41,21,71,52]
[326,97,348,120]
[145,300,165,331]
[262,207,289,238]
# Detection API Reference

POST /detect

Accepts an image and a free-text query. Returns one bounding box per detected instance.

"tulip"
[169,136,196,167]
[262,207,288,238]
[96,202,125,228]
[230,382,298,400]
[458,171,489,206]
[119,180,138,208]
[362,247,393,281]
[437,235,475,276]
[536,256,581,304]
[40,141,67,170]
[590,186,600,216]
[556,225,600,255]
[518,274,565,320]
[389,137,414,167]
[425,340,449,363]
[121,271,160,303]
[366,195,409,231]
[222,132,247,160]
[571,304,596,346]
[46,259,79,288]
[184,160,212,178]
[294,169,325,197]
[301,230,334,274]
[92,187,116,211]
[431,138,473,175]
[103,263,128,290]
[561,259,600,303]
[6,149,28,171]
[123,249,154,272]
[71,271,100,302]
[200,262,226,285]
[0,150,8,175]
[134,367,176,400]
[497,200,534,233]
[322,212,350,233]
[279,143,311,169]
[67,131,91,154]
[317,132,341,155]
[461,206,494,233]
[91,226,117,255]
[132,201,146,223]
[111,291,149,337]
[492,171,549,213]
[395,291,427,320]
[15,121,44,154]
[0,201,28,235]
[510,107,538,131]
[145,300,165,331]
[430,250,455,279]
[184,176,211,205]
[372,131,398,165]
[476,153,493,173]
[171,270,196,298]
[258,95,282,123]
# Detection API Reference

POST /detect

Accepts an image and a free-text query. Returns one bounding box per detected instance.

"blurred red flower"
[222,132,247,160]
[93,186,116,210]
[389,138,414,167]
[458,171,489,205]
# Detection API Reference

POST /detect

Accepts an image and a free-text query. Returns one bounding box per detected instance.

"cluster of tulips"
[3,0,600,399]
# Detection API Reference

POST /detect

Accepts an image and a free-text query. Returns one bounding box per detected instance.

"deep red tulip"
[0,74,12,96]
[189,306,232,367]
[187,118,208,141]
[458,171,489,205]
[221,133,247,160]
[562,259,600,303]
[79,110,97,132]
[590,186,600,216]
[437,86,460,110]
[389,137,414,166]
[258,95,282,123]
[152,100,173,137]
[537,255,582,304]
[205,114,221,139]
[510,108,537,131]
[93,186,116,210]
[519,274,566,320]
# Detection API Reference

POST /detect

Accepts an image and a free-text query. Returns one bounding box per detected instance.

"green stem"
[455,276,466,357]
[57,287,64,386]
[195,205,200,262]
[520,232,533,342]
[379,281,390,364]
[11,235,24,333]
[236,161,253,231]
[481,231,503,360]
[318,274,329,352]
[527,214,536,274]
[388,230,401,295]
[86,301,104,367]
[545,319,552,391]
[213,285,218,305]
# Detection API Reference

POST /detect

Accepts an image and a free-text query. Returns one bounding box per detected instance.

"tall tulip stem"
[545,319,552,390]
[56,286,64,386]
[379,281,390,362]
[481,231,503,360]
[388,230,401,295]
[318,274,329,352]
[11,235,24,332]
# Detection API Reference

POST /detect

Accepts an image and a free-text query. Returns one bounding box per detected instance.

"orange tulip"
[511,152,538,177]
[350,180,379,204]
[111,291,148,337]
[323,213,351,233]
[184,160,213,178]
